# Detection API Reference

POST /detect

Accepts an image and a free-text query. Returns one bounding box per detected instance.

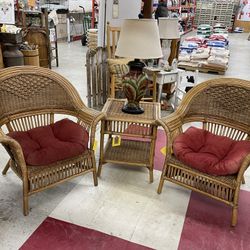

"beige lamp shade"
[115,19,163,59]
[158,18,180,39]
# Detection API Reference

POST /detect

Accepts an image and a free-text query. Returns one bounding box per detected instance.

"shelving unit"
[167,0,197,34]
[194,0,239,30]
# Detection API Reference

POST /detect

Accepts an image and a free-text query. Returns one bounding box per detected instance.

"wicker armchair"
[0,66,104,215]
[157,78,250,226]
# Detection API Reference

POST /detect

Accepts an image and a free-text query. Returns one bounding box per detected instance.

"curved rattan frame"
[157,78,250,227]
[0,66,105,215]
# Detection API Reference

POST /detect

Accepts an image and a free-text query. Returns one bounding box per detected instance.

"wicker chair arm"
[157,112,183,133]
[236,154,250,185]
[78,107,105,149]
[0,134,27,176]
[157,112,183,156]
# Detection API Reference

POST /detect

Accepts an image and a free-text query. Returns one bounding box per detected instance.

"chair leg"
[157,176,165,194]
[2,160,11,175]
[110,74,116,98]
[93,169,98,186]
[231,206,238,227]
[157,163,168,194]
[97,164,102,177]
[23,181,29,216]
[242,176,245,184]
[90,151,98,186]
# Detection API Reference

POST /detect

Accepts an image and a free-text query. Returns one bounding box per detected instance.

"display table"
[98,98,161,182]
[144,67,181,103]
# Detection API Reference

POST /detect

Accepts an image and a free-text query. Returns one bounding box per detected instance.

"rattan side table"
[98,98,161,183]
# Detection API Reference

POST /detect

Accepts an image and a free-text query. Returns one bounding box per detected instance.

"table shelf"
[104,139,151,167]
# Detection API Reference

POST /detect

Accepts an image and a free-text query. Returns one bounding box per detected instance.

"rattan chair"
[0,66,104,215]
[157,78,250,226]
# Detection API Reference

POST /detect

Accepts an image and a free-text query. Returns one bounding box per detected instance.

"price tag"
[93,140,98,152]
[112,135,121,147]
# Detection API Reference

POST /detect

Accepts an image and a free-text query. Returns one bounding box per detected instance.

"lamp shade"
[158,18,180,39]
[115,19,163,59]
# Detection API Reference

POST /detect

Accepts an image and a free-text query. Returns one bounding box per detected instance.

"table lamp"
[115,19,162,114]
[158,18,180,68]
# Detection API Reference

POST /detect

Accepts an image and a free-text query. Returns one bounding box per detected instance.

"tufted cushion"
[173,126,250,176]
[8,119,89,166]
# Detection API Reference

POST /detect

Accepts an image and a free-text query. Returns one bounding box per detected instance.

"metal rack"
[168,0,197,34]
[194,0,239,30]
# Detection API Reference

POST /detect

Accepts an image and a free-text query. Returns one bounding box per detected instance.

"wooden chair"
[157,78,250,226]
[107,22,121,60]
[106,22,130,98]
[0,66,104,215]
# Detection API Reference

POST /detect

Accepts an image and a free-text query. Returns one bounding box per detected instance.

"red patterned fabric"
[173,127,250,175]
[8,119,89,166]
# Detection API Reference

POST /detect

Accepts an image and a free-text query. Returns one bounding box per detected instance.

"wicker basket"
[21,49,40,66]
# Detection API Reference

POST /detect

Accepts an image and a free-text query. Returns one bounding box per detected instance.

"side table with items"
[144,67,182,108]
[98,98,161,183]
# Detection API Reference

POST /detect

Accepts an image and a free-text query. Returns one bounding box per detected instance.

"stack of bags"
[205,47,229,70]
[179,47,210,69]
[197,24,212,38]
[213,23,228,34]
[87,29,98,51]
[178,32,230,72]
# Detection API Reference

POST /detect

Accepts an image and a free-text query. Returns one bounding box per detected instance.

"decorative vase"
[3,43,24,67]
[122,73,147,114]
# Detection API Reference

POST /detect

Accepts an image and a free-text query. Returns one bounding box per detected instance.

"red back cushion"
[173,126,250,175]
[8,119,89,166]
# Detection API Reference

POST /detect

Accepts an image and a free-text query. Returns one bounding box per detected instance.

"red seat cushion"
[8,119,89,166]
[173,126,250,175]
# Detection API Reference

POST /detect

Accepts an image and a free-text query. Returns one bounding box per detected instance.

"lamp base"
[128,59,145,74]
[122,103,144,114]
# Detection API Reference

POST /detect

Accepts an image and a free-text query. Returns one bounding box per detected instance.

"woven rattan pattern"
[158,78,250,227]
[104,139,151,165]
[0,75,51,100]
[0,66,104,215]
[0,73,76,122]
[104,99,160,123]
[184,79,250,128]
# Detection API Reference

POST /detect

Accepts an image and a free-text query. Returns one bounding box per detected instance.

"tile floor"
[0,32,250,250]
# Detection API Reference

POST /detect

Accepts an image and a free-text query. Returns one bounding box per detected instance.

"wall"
[98,0,141,47]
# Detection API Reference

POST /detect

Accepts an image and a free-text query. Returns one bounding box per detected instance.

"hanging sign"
[0,0,15,24]
[112,0,119,19]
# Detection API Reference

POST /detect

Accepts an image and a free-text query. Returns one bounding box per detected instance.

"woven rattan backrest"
[179,78,250,133]
[0,66,85,125]
[107,22,121,59]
